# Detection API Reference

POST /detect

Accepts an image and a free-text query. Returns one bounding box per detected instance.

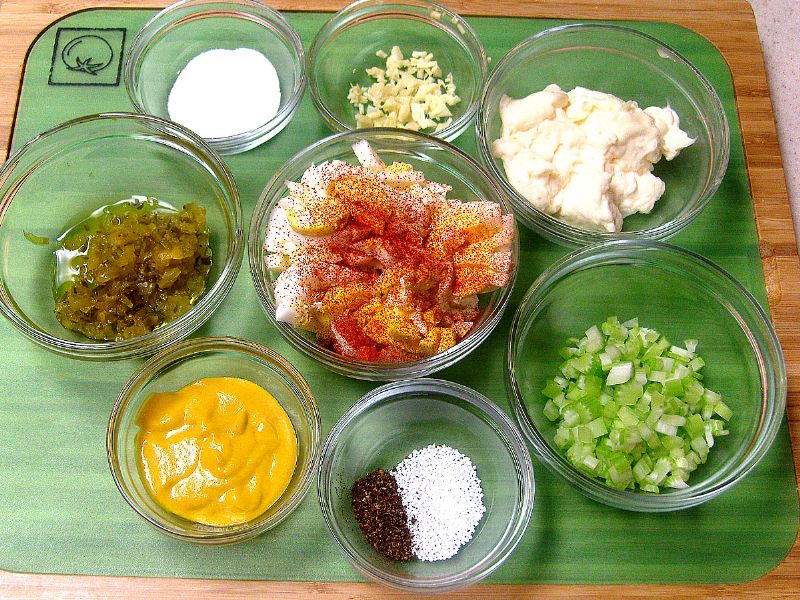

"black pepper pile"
[351,469,414,561]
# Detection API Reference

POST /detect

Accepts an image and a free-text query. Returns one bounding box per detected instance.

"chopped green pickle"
[542,316,732,493]
[53,197,212,341]
[23,230,50,245]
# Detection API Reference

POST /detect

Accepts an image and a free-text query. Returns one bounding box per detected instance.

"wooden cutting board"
[0,0,798,598]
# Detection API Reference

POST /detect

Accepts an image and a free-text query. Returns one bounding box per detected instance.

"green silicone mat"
[1,8,797,585]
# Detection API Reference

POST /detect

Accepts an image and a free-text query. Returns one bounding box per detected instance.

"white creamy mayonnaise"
[491,84,695,232]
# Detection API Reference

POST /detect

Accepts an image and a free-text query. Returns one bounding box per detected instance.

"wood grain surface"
[1,0,798,598]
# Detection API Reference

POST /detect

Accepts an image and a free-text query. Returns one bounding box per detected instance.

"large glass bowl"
[506,240,786,511]
[248,128,519,381]
[0,112,242,361]
[108,336,321,544]
[476,23,730,246]
[308,0,488,142]
[124,0,306,155]
[318,378,534,593]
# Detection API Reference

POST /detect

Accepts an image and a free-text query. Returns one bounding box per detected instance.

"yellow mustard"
[135,377,297,526]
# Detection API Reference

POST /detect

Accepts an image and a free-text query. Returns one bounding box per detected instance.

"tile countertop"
[749,0,800,244]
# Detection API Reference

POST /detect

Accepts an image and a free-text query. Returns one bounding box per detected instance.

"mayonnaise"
[491,84,694,232]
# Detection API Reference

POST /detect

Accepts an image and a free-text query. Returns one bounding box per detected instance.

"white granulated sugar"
[391,444,486,561]
[167,48,281,139]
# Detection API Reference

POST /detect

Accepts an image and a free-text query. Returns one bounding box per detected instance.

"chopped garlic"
[348,46,461,133]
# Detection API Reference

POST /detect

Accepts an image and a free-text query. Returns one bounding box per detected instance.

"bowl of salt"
[124,0,306,155]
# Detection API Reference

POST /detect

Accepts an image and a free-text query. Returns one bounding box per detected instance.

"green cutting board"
[1,8,797,584]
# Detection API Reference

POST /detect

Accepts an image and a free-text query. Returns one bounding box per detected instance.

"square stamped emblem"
[49,27,126,86]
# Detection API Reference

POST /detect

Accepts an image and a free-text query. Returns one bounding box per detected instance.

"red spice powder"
[275,165,513,362]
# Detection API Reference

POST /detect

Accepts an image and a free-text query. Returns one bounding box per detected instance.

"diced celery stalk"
[691,436,709,460]
[618,406,640,427]
[704,425,715,448]
[582,455,600,471]
[585,325,603,353]
[587,417,608,438]
[576,426,593,444]
[669,345,693,359]
[562,410,580,428]
[566,385,587,402]
[660,434,683,449]
[646,406,665,426]
[573,354,595,374]
[633,457,652,482]
[664,378,684,397]
[655,420,678,436]
[602,399,619,419]
[713,401,733,421]
[689,356,705,372]
[615,381,644,405]
[543,318,731,493]
[673,365,691,380]
[660,414,687,427]
[685,414,705,438]
[707,419,725,435]
[703,388,721,406]
[606,362,633,386]
[542,380,563,399]
[554,427,571,449]
[559,347,578,359]
[543,400,560,421]
[665,476,689,489]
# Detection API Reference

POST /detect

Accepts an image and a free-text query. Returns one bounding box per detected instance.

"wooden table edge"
[0,0,798,598]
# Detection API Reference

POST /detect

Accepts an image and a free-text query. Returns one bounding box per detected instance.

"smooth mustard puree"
[135,377,297,526]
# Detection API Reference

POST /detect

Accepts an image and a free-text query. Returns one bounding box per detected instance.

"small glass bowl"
[476,23,730,246]
[108,336,321,544]
[248,128,519,381]
[506,240,787,511]
[124,0,306,155]
[318,378,534,593]
[0,112,242,361]
[308,0,488,142]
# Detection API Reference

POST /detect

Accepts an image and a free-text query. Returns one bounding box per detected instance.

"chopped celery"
[542,316,732,493]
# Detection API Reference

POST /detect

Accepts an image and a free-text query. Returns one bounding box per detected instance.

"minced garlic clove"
[348,46,461,133]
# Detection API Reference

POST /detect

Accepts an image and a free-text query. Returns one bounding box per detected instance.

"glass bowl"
[0,112,242,361]
[248,128,519,381]
[318,378,534,593]
[124,0,306,155]
[108,336,321,544]
[476,23,730,246]
[308,0,488,142]
[506,240,786,511]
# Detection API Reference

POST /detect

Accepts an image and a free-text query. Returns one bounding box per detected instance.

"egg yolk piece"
[135,377,297,526]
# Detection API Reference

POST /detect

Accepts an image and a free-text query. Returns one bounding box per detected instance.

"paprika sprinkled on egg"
[264,140,514,362]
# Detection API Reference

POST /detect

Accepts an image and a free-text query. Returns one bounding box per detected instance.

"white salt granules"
[167,48,281,139]
[391,444,486,561]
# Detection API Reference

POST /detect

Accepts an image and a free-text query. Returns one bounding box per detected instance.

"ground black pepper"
[351,469,414,561]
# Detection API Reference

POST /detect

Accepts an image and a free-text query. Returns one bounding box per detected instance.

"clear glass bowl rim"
[475,22,731,247]
[123,0,307,151]
[505,239,787,511]
[0,111,243,360]
[107,335,322,543]
[317,377,535,591]
[247,127,519,380]
[306,0,488,141]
